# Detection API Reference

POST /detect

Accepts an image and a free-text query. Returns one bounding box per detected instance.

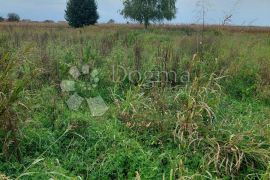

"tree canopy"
[121,0,177,28]
[65,0,99,28]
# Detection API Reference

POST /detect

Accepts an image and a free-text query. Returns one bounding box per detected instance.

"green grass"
[0,23,269,179]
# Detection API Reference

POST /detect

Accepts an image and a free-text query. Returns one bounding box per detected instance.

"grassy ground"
[0,23,270,179]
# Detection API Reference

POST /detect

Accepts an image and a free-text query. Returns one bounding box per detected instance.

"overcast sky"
[0,0,269,26]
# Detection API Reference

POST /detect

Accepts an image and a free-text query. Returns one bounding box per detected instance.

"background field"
[0,23,270,179]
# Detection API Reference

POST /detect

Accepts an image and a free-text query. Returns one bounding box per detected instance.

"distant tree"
[107,19,115,24]
[65,0,99,28]
[0,16,4,22]
[58,21,68,24]
[44,20,55,23]
[121,0,177,29]
[21,19,32,23]
[7,13,20,22]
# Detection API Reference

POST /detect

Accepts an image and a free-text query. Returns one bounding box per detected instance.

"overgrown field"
[0,23,270,179]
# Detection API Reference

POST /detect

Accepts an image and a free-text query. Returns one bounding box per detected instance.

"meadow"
[0,22,270,179]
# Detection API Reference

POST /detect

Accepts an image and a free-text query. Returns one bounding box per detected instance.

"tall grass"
[0,51,30,162]
[0,22,269,179]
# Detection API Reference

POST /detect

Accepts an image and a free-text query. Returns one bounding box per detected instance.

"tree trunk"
[144,19,149,29]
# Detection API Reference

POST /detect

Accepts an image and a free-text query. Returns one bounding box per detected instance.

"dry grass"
[1,21,270,33]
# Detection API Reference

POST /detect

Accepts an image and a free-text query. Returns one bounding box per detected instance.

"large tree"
[121,0,177,28]
[65,0,99,28]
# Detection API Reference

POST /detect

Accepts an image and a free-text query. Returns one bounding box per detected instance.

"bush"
[7,13,20,22]
[0,17,4,22]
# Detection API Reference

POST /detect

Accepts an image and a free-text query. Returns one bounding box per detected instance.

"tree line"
[0,13,21,22]
[0,0,177,29]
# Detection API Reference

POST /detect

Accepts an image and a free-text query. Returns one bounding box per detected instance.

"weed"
[0,23,269,179]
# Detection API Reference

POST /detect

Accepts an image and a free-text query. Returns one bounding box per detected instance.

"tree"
[107,19,115,24]
[7,13,20,22]
[121,0,177,29]
[0,17,4,22]
[65,0,99,28]
[43,20,55,23]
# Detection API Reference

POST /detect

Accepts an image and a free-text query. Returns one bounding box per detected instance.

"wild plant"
[173,55,269,177]
[0,48,36,161]
[173,73,221,144]
[133,41,142,71]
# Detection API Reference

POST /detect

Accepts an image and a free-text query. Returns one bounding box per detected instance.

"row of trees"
[65,0,177,28]
[1,0,177,28]
[0,13,20,22]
